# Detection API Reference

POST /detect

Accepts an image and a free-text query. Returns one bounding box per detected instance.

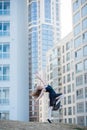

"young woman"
[32,73,64,123]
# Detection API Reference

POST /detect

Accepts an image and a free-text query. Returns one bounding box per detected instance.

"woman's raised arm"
[35,72,47,86]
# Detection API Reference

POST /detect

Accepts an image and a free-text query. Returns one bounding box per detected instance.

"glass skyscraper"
[28,0,60,121]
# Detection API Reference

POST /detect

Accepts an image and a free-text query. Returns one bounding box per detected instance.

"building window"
[85,87,87,98]
[44,0,51,22]
[77,102,84,113]
[58,58,60,66]
[73,11,80,24]
[0,43,10,58]
[0,111,9,120]
[64,119,67,123]
[50,72,53,79]
[0,22,10,36]
[53,78,58,87]
[71,61,74,69]
[76,89,83,99]
[73,106,75,115]
[63,55,65,63]
[82,18,87,30]
[58,77,61,86]
[53,68,58,78]
[0,87,9,104]
[68,118,72,124]
[63,76,66,84]
[73,95,75,103]
[84,73,87,84]
[86,116,87,126]
[83,46,87,56]
[75,49,82,59]
[68,107,72,115]
[0,0,10,15]
[74,36,81,48]
[52,48,57,59]
[64,108,67,115]
[68,96,71,104]
[0,65,10,81]
[72,83,74,91]
[74,24,81,36]
[56,3,59,21]
[76,75,83,86]
[64,97,66,105]
[66,52,70,61]
[67,84,71,93]
[86,102,87,112]
[66,42,70,51]
[53,59,57,68]
[82,31,87,43]
[67,74,71,82]
[50,63,52,70]
[76,62,83,73]
[81,0,86,4]
[57,48,60,56]
[64,86,66,94]
[28,2,37,23]
[81,4,87,17]
[77,116,84,126]
[62,46,64,53]
[73,0,80,12]
[84,59,87,70]
[72,72,74,80]
[73,118,76,124]
[38,1,40,18]
[67,63,70,71]
[63,65,65,73]
[71,51,74,59]
[49,54,52,61]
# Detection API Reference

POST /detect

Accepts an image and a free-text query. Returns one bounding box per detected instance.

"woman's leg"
[52,94,64,110]
[47,106,53,123]
[55,93,64,101]
[55,94,64,109]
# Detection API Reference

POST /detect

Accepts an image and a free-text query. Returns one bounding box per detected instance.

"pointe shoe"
[47,119,52,123]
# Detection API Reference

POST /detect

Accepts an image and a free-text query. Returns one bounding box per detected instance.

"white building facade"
[46,44,62,122]
[0,0,29,121]
[46,32,75,123]
[61,33,75,124]
[72,0,87,126]
[46,0,87,126]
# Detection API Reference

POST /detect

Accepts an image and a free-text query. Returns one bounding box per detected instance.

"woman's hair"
[31,89,42,98]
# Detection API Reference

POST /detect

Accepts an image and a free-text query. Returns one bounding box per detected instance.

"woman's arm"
[35,88,46,102]
[35,73,47,86]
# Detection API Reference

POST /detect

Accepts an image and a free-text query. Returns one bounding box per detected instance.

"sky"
[60,0,73,38]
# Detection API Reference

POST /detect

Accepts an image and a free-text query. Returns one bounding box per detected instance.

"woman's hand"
[35,72,41,80]
[35,72,47,86]
[32,97,39,103]
[35,98,39,103]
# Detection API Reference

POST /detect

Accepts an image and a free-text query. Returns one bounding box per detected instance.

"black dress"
[45,85,62,106]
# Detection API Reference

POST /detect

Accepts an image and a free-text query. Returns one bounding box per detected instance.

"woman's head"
[31,85,43,98]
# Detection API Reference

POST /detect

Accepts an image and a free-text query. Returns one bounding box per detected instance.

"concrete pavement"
[0,120,86,130]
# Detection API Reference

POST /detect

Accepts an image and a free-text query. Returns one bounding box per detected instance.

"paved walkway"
[0,120,86,130]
